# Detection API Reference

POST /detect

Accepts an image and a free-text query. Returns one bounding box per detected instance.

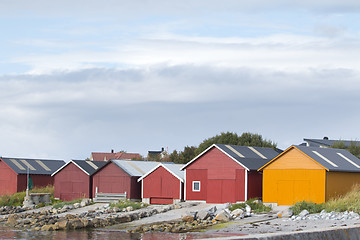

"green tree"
[331,140,360,159]
[169,132,277,164]
[195,132,277,155]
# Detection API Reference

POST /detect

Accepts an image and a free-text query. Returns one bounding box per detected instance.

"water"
[0,226,245,240]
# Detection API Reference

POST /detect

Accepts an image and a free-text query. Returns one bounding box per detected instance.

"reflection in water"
[0,226,244,240]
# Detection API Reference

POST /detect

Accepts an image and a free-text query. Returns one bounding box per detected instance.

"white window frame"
[192,181,200,192]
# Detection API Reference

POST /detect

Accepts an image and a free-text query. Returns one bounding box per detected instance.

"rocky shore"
[0,200,202,231]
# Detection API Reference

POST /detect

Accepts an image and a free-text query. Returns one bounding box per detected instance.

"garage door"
[207,179,236,203]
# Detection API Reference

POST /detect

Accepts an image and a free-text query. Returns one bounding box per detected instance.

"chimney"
[161,147,164,152]
[323,137,329,140]
[111,149,114,153]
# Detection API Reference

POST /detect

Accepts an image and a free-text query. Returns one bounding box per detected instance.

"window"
[192,181,200,192]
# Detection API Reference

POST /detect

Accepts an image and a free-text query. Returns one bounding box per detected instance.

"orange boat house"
[259,145,360,205]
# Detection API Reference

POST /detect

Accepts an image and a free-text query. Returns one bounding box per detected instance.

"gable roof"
[137,163,184,182]
[181,144,280,171]
[259,145,360,173]
[111,159,172,177]
[303,138,360,148]
[51,160,107,176]
[1,157,65,175]
[91,152,142,161]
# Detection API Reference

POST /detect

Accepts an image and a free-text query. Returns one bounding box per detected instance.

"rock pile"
[129,204,253,233]
[0,206,26,215]
[1,201,198,231]
[290,210,360,221]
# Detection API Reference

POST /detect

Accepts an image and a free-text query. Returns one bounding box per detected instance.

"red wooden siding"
[0,161,54,196]
[247,170,263,200]
[54,163,90,201]
[92,162,141,199]
[142,166,182,203]
[17,174,54,192]
[185,147,246,203]
[0,161,18,195]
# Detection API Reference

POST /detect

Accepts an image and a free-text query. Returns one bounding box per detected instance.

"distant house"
[147,147,167,160]
[302,137,360,148]
[260,145,360,205]
[181,144,280,203]
[90,150,142,161]
[92,159,160,200]
[52,160,107,201]
[138,163,184,204]
[0,157,65,196]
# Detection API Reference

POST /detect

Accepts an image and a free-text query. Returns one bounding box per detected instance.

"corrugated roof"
[1,157,65,175]
[111,159,174,177]
[182,144,280,171]
[295,145,360,172]
[138,163,184,182]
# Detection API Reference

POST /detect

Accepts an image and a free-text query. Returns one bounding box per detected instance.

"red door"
[207,179,236,203]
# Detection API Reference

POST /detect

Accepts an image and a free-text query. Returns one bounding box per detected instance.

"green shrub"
[110,199,148,210]
[52,199,83,209]
[290,201,325,215]
[228,199,271,213]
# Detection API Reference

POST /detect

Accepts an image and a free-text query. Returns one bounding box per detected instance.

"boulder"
[7,214,18,226]
[41,224,54,231]
[215,210,232,222]
[126,206,133,212]
[231,208,244,219]
[245,204,251,217]
[56,220,69,230]
[197,210,210,220]
[299,209,309,218]
[73,203,80,208]
[182,215,194,223]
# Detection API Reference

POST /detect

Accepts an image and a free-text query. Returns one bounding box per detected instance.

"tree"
[169,132,277,164]
[331,140,360,159]
[195,132,277,155]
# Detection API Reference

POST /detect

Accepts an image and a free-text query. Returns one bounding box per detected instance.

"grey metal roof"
[138,163,184,182]
[72,160,107,175]
[111,159,174,177]
[162,163,184,180]
[303,138,360,148]
[295,145,360,172]
[215,144,280,170]
[1,157,65,175]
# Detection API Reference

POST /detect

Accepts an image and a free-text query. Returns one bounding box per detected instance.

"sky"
[1,0,360,160]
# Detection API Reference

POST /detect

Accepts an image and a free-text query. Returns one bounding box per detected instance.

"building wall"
[92,162,136,199]
[326,172,360,201]
[185,147,246,203]
[17,174,54,193]
[263,169,326,205]
[142,166,182,201]
[54,163,90,201]
[0,161,18,195]
[247,170,263,200]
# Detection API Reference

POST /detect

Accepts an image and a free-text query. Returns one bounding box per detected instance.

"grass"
[291,184,360,215]
[52,199,83,209]
[290,201,325,215]
[229,199,271,213]
[109,199,148,210]
[0,185,56,207]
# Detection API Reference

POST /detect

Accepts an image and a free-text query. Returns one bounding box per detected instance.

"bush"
[110,199,148,210]
[228,199,271,213]
[0,185,56,207]
[290,201,325,215]
[52,199,83,209]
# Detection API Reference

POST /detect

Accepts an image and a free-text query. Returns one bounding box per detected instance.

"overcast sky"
[1,1,360,160]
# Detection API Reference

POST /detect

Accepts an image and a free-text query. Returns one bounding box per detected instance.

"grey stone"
[231,208,244,218]
[215,210,233,222]
[197,210,210,220]
[299,209,309,217]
